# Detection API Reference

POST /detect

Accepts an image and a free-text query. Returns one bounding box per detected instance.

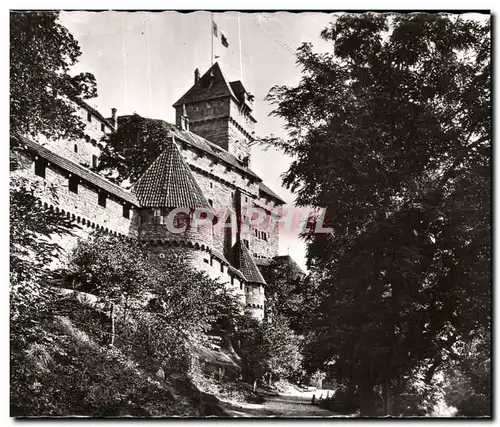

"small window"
[231,276,234,285]
[220,263,224,273]
[243,239,249,249]
[92,154,98,168]
[153,208,162,224]
[210,257,213,266]
[34,158,46,178]
[87,111,92,122]
[101,123,105,132]
[245,196,248,202]
[210,182,213,188]
[98,192,106,208]
[204,258,209,264]
[69,176,78,194]
[208,199,213,207]
[74,144,78,153]
[123,204,130,219]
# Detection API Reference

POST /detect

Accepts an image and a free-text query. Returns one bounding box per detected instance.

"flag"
[221,33,229,48]
[212,21,218,37]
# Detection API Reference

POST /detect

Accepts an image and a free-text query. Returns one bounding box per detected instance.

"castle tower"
[232,240,266,321]
[173,63,257,163]
[133,138,215,264]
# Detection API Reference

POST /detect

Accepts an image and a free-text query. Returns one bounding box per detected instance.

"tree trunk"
[383,377,391,416]
[109,302,115,346]
[253,379,257,392]
[359,380,376,416]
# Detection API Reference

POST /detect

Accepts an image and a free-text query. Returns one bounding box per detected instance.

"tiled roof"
[274,255,306,277]
[254,257,273,267]
[133,138,211,209]
[17,135,139,206]
[211,249,247,281]
[232,241,266,285]
[173,62,239,107]
[259,182,287,205]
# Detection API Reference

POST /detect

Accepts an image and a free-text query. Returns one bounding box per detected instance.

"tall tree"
[10,11,97,142]
[10,11,97,285]
[94,115,172,186]
[266,13,490,415]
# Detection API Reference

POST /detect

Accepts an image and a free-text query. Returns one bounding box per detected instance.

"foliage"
[443,329,491,416]
[95,114,173,186]
[235,314,303,385]
[265,12,491,415]
[68,233,242,370]
[10,176,76,285]
[10,296,200,417]
[260,257,306,332]
[69,232,150,312]
[10,11,97,142]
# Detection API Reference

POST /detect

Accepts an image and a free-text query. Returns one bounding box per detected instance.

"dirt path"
[219,389,339,418]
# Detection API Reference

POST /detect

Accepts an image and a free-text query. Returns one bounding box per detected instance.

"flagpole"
[211,12,214,67]
[237,12,243,81]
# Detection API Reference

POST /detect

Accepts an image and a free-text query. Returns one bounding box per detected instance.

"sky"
[60,11,337,271]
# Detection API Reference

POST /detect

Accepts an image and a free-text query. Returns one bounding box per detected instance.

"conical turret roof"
[232,240,266,285]
[133,138,211,210]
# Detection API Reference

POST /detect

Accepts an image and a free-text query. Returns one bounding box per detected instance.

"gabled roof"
[232,241,266,285]
[133,138,211,209]
[17,135,139,206]
[173,62,239,107]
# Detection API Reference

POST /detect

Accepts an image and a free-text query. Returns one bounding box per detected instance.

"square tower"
[173,63,257,162]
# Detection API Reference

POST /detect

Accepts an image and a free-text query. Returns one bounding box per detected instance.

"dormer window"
[87,111,92,122]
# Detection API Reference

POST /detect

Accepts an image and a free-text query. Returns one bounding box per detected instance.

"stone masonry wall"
[13,151,139,269]
[137,208,213,249]
[177,98,231,151]
[37,102,112,168]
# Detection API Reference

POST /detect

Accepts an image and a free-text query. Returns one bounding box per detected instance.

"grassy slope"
[10,294,226,418]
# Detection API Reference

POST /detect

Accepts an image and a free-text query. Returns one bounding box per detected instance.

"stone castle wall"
[36,101,113,169]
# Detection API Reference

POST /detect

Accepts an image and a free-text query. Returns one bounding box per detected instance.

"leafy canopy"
[266,12,490,415]
[10,11,97,142]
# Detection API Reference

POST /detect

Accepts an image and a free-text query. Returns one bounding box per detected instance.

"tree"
[10,10,97,285]
[69,232,151,345]
[95,115,172,186]
[10,11,97,142]
[235,314,303,390]
[69,234,242,373]
[265,13,490,415]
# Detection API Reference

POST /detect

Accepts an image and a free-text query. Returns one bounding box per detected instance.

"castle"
[13,63,290,321]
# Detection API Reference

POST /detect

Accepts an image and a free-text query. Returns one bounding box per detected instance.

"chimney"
[111,108,118,131]
[194,68,200,84]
